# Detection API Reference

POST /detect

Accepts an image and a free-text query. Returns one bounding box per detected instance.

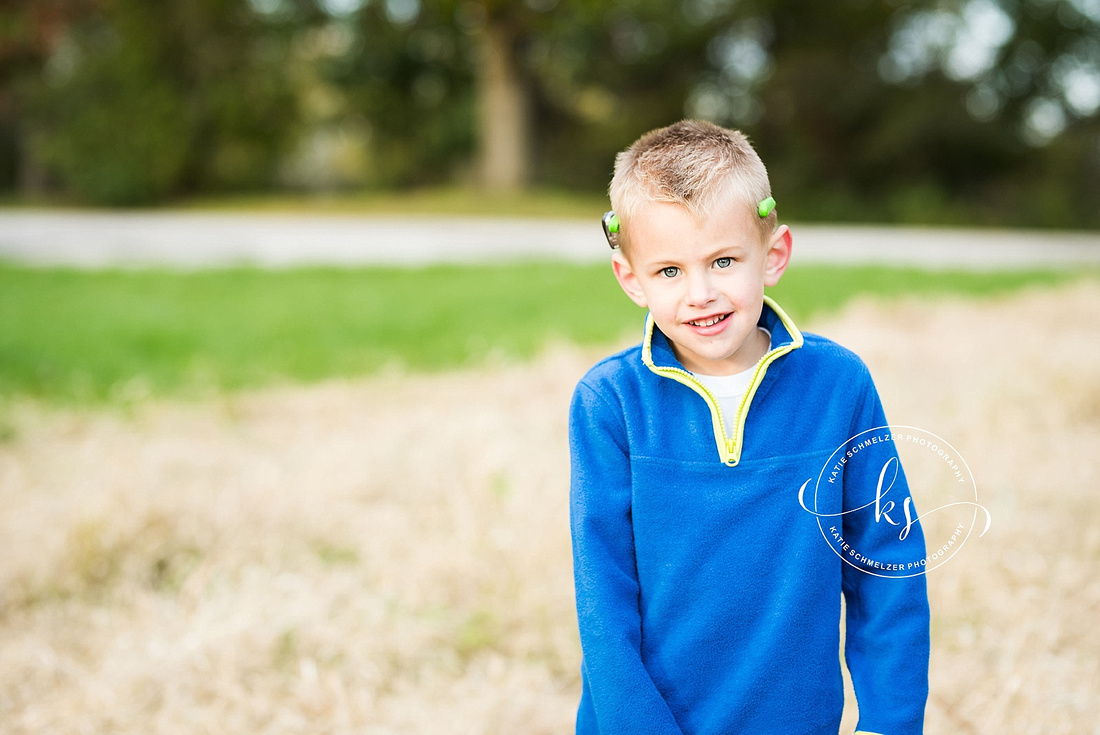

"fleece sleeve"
[568,381,685,734]
[841,372,931,735]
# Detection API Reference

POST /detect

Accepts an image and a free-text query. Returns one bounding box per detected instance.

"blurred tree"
[324,0,743,190]
[847,0,1100,225]
[658,0,1099,226]
[325,0,1099,224]
[1,0,1096,224]
[474,0,534,190]
[322,0,476,188]
[529,0,743,190]
[749,0,1025,222]
[12,0,318,205]
[0,0,100,192]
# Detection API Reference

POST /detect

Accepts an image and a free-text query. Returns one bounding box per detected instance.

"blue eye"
[660,267,680,278]
[715,257,732,268]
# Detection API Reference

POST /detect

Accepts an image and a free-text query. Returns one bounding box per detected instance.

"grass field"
[1,279,1098,733]
[0,262,1085,402]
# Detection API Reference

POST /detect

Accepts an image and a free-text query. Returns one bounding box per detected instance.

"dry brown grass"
[2,281,1099,733]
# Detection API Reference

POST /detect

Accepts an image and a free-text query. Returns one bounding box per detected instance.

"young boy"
[569,120,930,734]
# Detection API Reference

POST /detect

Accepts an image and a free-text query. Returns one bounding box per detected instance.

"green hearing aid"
[758,196,777,218]
[601,211,621,249]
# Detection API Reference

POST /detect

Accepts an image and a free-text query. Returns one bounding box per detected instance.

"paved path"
[1,210,1098,270]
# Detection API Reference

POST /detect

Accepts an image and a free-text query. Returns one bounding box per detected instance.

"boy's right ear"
[611,252,649,308]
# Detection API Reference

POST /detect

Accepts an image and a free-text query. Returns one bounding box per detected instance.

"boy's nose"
[684,271,717,306]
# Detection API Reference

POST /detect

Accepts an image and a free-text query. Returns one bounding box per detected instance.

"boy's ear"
[763,224,793,288]
[611,252,649,308]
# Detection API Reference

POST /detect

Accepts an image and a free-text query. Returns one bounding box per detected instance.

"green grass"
[0,262,1092,403]
[766,266,1085,319]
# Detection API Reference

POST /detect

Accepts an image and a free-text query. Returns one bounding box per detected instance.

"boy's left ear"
[763,224,793,288]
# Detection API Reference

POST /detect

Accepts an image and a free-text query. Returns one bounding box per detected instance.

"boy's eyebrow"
[705,243,748,258]
[645,244,747,266]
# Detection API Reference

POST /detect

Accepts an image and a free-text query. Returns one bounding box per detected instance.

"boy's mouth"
[687,313,730,328]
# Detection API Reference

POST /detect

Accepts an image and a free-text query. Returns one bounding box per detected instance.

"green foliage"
[748,0,1100,228]
[321,0,746,189]
[322,1,477,187]
[2,0,1098,224]
[25,39,191,205]
[314,0,1099,226]
[19,0,309,205]
[0,261,1088,403]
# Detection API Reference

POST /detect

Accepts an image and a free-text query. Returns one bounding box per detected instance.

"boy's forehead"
[625,200,765,253]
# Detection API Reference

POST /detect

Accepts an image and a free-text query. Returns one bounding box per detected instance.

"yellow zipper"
[641,296,803,466]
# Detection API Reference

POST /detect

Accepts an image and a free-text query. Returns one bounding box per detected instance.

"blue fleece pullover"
[569,297,930,734]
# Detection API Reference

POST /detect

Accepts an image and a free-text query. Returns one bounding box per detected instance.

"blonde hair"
[608,120,776,246]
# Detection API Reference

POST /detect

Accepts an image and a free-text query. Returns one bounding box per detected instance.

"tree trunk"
[476,18,530,191]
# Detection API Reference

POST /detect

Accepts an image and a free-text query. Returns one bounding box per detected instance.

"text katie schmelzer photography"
[798,426,992,578]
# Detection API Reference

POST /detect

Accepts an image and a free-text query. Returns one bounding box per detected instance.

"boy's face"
[611,201,792,376]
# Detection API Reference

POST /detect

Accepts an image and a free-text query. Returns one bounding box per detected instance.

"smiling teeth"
[690,315,726,327]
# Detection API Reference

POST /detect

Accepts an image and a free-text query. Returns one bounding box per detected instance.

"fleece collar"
[640,295,804,466]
